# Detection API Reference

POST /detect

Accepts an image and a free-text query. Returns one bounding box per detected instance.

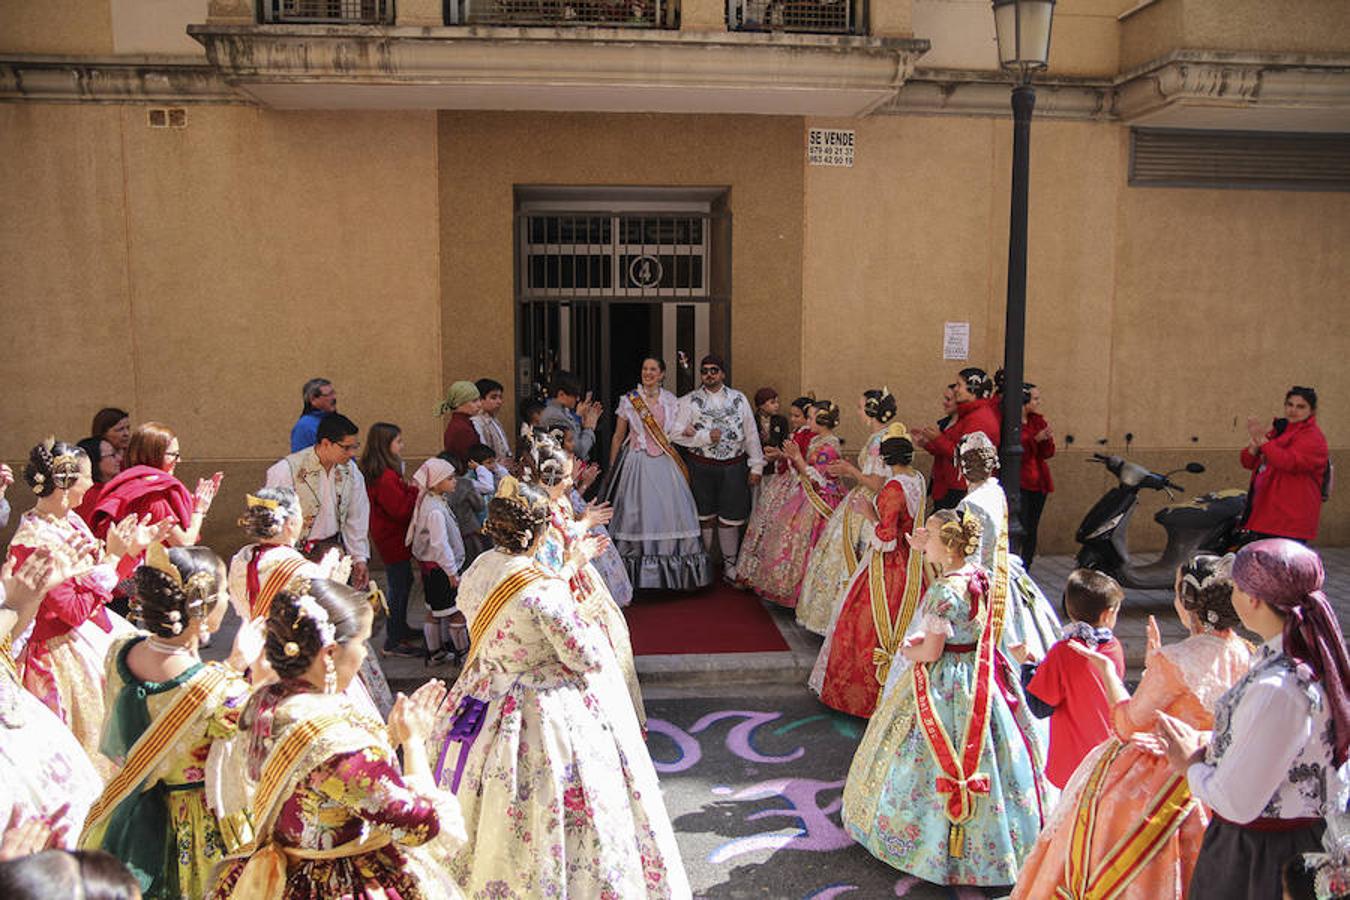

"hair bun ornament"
[283,641,300,658]
[145,543,184,589]
[293,594,337,647]
[246,494,280,511]
[883,421,910,442]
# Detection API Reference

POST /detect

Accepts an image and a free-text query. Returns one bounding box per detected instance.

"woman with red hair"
[91,422,221,548]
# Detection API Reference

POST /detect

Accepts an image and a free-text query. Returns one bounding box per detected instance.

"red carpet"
[621,584,790,655]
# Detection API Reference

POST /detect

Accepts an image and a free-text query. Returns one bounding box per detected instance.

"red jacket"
[366,468,418,564]
[443,413,479,462]
[1021,412,1056,494]
[1240,416,1328,541]
[925,398,1002,499]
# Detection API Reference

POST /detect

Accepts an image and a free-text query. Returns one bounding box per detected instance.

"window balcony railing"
[446,0,673,28]
[728,0,861,35]
[260,0,394,24]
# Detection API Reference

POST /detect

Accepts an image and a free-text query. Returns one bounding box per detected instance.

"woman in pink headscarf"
[1156,539,1350,900]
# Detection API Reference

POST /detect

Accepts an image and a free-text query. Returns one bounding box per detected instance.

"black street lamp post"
[992,0,1055,554]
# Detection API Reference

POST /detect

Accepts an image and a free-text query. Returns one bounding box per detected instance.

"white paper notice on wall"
[943,322,970,360]
[807,128,855,167]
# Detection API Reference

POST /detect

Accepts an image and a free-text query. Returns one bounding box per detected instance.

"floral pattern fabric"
[432,550,689,898]
[749,434,846,608]
[841,567,1046,886]
[95,636,252,899]
[1012,631,1252,900]
[795,429,887,635]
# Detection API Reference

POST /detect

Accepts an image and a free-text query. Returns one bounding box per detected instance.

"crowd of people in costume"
[0,366,1342,899]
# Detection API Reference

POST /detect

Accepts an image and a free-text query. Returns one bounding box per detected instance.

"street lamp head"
[992,0,1056,83]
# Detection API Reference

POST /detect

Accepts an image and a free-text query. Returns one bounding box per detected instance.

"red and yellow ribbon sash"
[911,525,1009,858]
[1060,739,1197,900]
[465,566,548,669]
[80,665,231,846]
[628,390,691,484]
[871,489,926,686]
[250,556,309,621]
[797,437,838,520]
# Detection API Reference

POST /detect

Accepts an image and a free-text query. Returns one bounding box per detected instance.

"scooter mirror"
[1185,463,1206,474]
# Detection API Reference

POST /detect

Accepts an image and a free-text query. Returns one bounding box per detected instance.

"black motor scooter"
[1074,454,1246,591]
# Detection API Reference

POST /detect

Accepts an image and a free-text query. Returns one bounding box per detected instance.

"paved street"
[204,548,1350,899]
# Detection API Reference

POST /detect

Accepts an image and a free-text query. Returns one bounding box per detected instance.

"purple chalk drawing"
[689,710,807,764]
[708,778,850,864]
[806,887,858,899]
[892,875,922,896]
[645,717,702,774]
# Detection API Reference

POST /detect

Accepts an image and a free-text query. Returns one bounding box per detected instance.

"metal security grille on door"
[522,214,708,298]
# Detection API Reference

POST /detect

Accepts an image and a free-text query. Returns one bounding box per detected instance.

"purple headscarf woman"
[1233,538,1350,766]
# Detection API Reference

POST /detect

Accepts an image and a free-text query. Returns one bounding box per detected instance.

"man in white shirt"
[673,354,765,582]
[266,412,371,590]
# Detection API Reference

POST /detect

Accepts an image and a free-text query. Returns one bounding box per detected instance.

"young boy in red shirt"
[1015,568,1126,789]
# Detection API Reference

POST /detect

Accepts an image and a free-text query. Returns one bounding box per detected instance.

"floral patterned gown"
[209,689,463,900]
[0,627,102,851]
[6,509,136,779]
[537,494,645,728]
[795,427,887,635]
[812,472,927,718]
[750,432,846,608]
[87,635,250,899]
[431,550,689,898]
[1012,631,1252,900]
[736,426,812,589]
[841,564,1046,886]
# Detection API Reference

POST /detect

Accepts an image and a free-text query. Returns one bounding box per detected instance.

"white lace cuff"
[870,536,897,552]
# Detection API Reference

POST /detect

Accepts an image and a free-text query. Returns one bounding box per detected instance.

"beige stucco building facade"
[2,0,1348,557]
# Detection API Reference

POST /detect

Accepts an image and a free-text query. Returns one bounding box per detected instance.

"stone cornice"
[181,24,930,115]
[0,55,241,104]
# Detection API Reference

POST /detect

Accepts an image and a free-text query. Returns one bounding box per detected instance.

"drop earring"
[323,654,337,694]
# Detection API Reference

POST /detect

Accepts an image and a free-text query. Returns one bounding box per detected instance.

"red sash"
[912,543,1008,858]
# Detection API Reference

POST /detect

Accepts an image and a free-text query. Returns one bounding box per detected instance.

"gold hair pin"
[246,494,280,511]
[145,543,183,589]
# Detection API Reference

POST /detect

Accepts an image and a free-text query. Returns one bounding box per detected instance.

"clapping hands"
[388,679,448,748]
[105,513,175,561]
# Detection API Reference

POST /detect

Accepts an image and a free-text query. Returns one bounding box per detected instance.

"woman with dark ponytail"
[797,387,900,635]
[208,581,463,899]
[429,483,688,897]
[5,439,167,778]
[81,544,254,899]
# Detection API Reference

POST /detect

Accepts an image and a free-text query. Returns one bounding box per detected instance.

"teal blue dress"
[840,564,1046,886]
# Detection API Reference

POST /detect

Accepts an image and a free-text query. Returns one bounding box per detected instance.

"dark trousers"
[383,559,414,648]
[1019,489,1049,570]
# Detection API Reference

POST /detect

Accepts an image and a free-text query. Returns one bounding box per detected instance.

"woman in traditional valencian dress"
[1013,554,1252,900]
[842,509,1045,886]
[607,356,712,591]
[736,395,813,590]
[750,401,847,608]
[429,484,689,898]
[810,424,927,718]
[81,545,255,899]
[0,547,103,851]
[225,488,392,718]
[954,432,1061,663]
[6,439,163,778]
[796,389,897,635]
[208,584,463,899]
[524,431,645,728]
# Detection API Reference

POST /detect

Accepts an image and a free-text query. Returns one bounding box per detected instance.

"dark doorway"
[607,303,659,412]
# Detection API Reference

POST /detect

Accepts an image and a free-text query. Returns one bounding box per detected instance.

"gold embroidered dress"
[83,635,250,899]
[208,688,463,900]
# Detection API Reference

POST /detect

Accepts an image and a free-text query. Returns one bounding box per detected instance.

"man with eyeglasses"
[266,412,371,589]
[290,377,337,452]
[672,354,765,583]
